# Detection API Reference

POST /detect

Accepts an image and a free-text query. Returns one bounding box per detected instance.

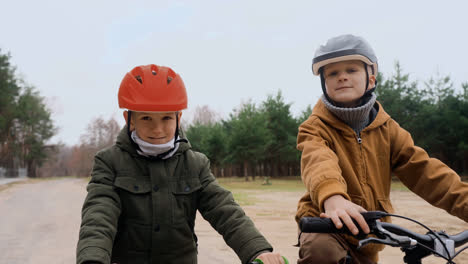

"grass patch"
[256,212,275,216]
[232,192,255,206]
[218,177,414,193]
[219,177,412,192]
[217,176,305,192]
[391,181,410,191]
[217,177,304,206]
[217,176,413,202]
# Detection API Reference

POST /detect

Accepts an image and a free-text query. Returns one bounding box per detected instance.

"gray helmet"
[312,34,378,75]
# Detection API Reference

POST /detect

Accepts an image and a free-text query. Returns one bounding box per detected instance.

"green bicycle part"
[253,256,289,264]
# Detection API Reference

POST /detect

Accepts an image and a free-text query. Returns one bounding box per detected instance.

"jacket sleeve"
[389,120,468,222]
[297,117,351,212]
[76,151,122,264]
[196,154,273,264]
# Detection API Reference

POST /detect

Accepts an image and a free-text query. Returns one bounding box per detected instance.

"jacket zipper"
[357,132,369,197]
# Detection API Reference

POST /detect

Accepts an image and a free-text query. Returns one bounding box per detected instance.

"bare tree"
[191,105,220,126]
[37,116,122,177]
[80,116,120,150]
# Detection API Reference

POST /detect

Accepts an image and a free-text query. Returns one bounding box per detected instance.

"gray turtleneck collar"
[321,93,377,135]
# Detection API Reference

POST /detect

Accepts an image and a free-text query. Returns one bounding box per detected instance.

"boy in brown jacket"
[296,34,468,264]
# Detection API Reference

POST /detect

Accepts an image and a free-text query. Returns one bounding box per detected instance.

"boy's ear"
[368,74,376,90]
[177,111,183,128]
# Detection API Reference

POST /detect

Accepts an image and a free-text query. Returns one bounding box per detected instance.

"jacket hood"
[312,99,391,134]
[115,125,191,157]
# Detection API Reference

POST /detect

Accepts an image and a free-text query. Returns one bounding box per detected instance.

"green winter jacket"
[77,127,272,264]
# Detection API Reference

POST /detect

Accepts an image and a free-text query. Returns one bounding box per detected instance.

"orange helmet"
[118,64,188,112]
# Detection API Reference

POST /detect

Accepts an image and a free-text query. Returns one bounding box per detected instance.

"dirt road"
[0,178,467,264]
[0,178,85,264]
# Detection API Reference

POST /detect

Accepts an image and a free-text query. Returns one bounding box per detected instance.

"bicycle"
[299,211,468,264]
[250,256,289,264]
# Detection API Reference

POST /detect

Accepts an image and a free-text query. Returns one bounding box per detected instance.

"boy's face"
[124,111,182,144]
[323,60,376,107]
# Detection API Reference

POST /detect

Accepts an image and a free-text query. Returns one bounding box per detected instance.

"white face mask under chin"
[131,131,179,159]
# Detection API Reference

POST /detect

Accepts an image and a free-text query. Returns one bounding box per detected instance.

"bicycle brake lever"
[358,237,400,248]
[363,221,417,249]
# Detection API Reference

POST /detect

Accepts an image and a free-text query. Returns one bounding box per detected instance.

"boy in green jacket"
[77,64,286,264]
[296,35,468,263]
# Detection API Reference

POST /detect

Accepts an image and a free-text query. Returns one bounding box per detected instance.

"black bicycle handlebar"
[299,211,388,238]
[299,211,468,264]
[379,222,468,247]
[300,213,468,246]
[378,222,433,244]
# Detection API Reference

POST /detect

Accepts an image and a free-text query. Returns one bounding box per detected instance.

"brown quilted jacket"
[296,99,468,261]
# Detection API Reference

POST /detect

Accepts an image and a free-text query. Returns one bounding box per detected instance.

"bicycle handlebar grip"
[299,217,348,234]
[299,211,387,235]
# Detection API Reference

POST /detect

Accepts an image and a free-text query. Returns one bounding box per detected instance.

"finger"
[338,212,359,235]
[257,252,283,264]
[350,210,370,234]
[357,206,367,213]
[330,213,343,229]
[273,253,284,264]
[320,212,329,218]
[274,253,283,262]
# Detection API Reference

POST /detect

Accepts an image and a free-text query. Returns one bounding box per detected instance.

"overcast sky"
[1,0,467,145]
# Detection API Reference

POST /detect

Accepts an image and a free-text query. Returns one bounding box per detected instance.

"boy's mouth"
[149,136,165,140]
[336,86,352,90]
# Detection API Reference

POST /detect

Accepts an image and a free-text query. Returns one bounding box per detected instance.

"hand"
[321,194,370,235]
[255,252,286,264]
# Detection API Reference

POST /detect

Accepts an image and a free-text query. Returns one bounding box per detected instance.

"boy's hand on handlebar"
[255,252,287,264]
[321,195,370,235]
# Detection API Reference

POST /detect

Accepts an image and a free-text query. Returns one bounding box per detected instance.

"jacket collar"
[116,126,191,157]
[312,99,391,134]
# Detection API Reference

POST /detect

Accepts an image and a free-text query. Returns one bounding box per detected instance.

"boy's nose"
[337,72,348,81]
[150,123,163,133]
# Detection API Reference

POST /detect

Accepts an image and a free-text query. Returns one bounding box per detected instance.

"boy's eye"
[327,71,337,77]
[347,68,358,73]
[141,116,151,121]
[163,116,173,121]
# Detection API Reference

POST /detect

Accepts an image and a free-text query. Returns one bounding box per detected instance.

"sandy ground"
[0,178,467,264]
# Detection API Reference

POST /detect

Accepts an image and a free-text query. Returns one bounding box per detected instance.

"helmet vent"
[167,76,173,84]
[152,70,157,75]
[135,75,143,84]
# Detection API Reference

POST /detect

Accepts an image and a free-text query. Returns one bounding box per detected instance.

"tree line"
[376,63,468,174]
[0,50,55,178]
[185,93,306,180]
[184,66,468,178]
[1,47,466,178]
[38,116,120,177]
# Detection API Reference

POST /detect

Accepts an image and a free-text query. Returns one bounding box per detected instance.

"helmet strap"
[126,111,143,152]
[319,70,335,105]
[358,62,377,106]
[174,112,188,144]
[364,62,369,93]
